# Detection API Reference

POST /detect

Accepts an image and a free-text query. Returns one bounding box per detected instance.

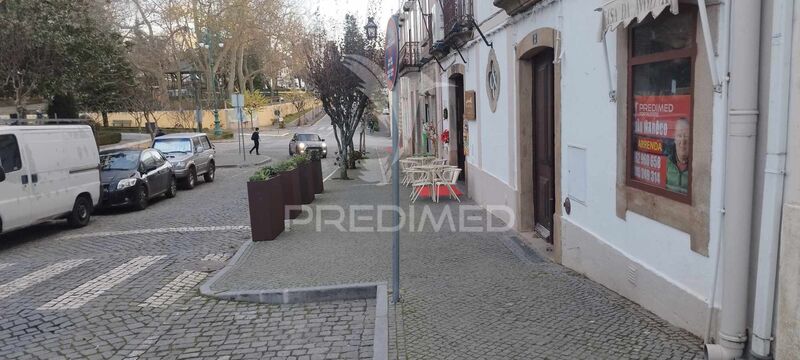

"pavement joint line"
[216,157,272,169]
[58,225,251,240]
[323,168,338,182]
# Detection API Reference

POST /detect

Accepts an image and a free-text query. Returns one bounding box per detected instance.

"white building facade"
[392,0,800,359]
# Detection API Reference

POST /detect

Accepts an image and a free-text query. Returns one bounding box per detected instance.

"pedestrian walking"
[249,128,260,155]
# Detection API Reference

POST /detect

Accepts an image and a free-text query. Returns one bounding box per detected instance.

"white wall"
[438,0,721,328]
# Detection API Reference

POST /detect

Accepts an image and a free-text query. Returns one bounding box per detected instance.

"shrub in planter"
[292,154,314,204]
[274,160,302,219]
[247,167,284,241]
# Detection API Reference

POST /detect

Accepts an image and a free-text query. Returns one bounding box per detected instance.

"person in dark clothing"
[249,128,260,155]
[155,128,166,137]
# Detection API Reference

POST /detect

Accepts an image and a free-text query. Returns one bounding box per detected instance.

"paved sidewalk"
[213,141,272,168]
[206,148,705,359]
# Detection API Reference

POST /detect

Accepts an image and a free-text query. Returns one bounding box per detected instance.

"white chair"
[432,158,448,166]
[434,167,462,202]
[399,159,418,186]
[410,171,436,203]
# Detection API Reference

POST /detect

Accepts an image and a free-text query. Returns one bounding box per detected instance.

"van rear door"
[0,133,32,232]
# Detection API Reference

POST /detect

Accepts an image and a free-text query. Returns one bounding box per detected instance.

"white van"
[0,125,101,234]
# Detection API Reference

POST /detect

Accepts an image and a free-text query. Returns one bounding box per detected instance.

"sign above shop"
[464,91,476,121]
[486,48,501,113]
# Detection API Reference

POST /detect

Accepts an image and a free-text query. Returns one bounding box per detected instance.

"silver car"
[152,133,216,189]
[289,133,327,158]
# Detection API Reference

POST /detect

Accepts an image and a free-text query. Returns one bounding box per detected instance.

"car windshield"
[153,138,192,153]
[296,134,319,141]
[100,152,139,171]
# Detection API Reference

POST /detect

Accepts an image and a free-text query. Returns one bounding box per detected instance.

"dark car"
[99,149,177,210]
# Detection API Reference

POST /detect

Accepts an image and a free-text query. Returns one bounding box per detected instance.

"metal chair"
[434,167,462,202]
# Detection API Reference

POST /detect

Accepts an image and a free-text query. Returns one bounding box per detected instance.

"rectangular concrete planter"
[247,176,285,241]
[311,159,324,194]
[280,168,302,219]
[297,162,315,205]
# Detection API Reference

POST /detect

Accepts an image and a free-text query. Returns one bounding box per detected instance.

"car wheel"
[183,167,197,189]
[132,185,149,211]
[67,196,92,228]
[203,162,216,183]
[165,177,177,198]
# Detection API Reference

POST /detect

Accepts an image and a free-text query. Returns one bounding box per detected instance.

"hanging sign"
[464,90,476,120]
[385,15,400,91]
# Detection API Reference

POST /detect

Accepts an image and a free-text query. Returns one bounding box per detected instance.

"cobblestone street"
[0,121,375,359]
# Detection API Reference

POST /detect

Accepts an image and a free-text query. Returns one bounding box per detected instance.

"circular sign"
[486,48,501,113]
[385,15,399,91]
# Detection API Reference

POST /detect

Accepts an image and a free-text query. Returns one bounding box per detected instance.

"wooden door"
[454,75,466,180]
[533,49,555,242]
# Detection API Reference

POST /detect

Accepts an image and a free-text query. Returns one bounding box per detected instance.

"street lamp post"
[200,31,224,136]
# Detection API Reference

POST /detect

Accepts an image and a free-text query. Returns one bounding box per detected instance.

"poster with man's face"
[632,95,691,195]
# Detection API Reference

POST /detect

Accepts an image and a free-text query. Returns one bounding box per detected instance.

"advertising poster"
[632,95,691,195]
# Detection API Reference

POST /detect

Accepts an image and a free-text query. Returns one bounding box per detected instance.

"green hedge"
[96,132,122,146]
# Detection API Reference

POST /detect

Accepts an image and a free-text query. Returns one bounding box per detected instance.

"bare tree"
[305,14,380,179]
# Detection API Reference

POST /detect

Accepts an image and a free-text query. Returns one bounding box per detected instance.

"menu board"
[631,95,691,195]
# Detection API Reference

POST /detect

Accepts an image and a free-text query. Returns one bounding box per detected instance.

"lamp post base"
[213,110,222,136]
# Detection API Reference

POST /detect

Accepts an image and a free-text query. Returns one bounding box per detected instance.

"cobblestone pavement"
[212,142,706,360]
[0,136,373,359]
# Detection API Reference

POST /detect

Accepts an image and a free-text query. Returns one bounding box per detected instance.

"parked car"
[151,133,216,189]
[99,149,176,210]
[0,125,100,233]
[289,133,327,158]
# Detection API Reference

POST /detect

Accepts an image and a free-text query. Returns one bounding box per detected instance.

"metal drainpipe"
[750,0,794,357]
[704,0,762,359]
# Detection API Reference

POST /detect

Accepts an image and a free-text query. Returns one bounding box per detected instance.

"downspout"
[750,0,794,357]
[704,0,762,359]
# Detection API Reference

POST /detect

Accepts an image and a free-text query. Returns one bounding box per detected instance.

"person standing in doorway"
[249,128,260,155]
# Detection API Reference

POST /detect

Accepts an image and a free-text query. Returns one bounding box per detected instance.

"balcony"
[493,0,542,16]
[442,0,474,48]
[398,41,422,75]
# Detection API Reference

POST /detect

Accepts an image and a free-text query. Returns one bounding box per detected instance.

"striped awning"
[597,0,679,41]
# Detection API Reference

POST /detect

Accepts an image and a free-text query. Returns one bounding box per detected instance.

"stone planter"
[311,159,324,194]
[281,168,302,219]
[297,162,315,205]
[247,175,285,241]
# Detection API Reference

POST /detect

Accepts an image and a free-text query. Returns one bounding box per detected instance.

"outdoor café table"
[411,164,449,202]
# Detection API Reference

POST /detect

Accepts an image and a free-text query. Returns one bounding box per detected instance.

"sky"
[300,0,396,40]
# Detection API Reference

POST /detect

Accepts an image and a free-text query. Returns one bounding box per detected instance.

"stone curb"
[199,239,389,360]
[216,157,272,169]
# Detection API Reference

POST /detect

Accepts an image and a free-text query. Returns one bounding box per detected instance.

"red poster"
[632,95,691,194]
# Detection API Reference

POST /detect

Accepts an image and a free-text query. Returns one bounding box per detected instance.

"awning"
[597,0,679,41]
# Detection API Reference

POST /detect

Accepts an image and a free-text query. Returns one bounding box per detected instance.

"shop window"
[627,8,696,202]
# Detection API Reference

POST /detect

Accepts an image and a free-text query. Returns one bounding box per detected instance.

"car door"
[0,133,31,232]
[140,151,162,197]
[192,137,208,173]
[151,150,171,194]
[201,136,215,164]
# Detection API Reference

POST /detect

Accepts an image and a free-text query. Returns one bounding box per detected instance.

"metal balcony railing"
[399,41,421,74]
[442,0,473,37]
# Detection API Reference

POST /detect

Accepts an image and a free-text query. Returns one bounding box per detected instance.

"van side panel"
[17,126,100,223]
[0,132,32,232]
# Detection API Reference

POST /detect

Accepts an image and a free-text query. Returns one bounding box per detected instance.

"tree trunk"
[237,46,246,93]
[227,53,236,96]
[102,111,109,127]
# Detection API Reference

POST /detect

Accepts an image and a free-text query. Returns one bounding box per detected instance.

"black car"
[99,149,177,210]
